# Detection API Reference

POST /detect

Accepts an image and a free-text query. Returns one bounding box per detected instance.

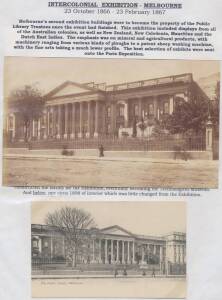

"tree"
[151,119,169,138]
[210,81,220,136]
[45,206,95,268]
[165,96,209,135]
[8,85,44,141]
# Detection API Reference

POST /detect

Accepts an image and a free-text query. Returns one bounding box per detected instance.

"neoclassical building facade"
[32,224,186,271]
[7,73,207,141]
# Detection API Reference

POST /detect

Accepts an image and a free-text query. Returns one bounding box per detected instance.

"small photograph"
[3,57,219,188]
[31,201,186,298]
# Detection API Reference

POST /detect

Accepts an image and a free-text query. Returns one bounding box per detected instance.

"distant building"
[7,73,207,141]
[32,224,186,274]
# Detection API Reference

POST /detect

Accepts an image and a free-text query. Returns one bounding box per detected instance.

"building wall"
[7,73,203,142]
[31,225,186,267]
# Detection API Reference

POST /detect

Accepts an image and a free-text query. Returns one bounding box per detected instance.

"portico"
[8,73,202,141]
[31,224,186,269]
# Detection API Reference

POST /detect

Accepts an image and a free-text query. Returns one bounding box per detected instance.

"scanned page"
[0,0,221,299]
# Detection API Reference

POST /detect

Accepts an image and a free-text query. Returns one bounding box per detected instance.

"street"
[3,156,218,188]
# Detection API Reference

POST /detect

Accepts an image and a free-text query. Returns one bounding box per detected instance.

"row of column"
[35,236,65,259]
[91,239,164,265]
[92,239,136,264]
[30,95,176,139]
[31,100,101,140]
[48,101,100,139]
[174,244,186,264]
[35,236,188,266]
[120,94,175,129]
[166,244,186,264]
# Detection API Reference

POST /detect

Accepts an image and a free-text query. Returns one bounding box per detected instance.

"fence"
[32,256,66,270]
[26,135,206,152]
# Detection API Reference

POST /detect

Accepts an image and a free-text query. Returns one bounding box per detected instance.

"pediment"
[45,81,96,99]
[100,225,134,237]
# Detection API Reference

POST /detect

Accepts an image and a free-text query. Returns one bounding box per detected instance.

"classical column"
[92,239,96,263]
[169,95,174,114]
[160,246,163,263]
[86,101,91,138]
[159,246,163,273]
[70,103,76,139]
[174,245,177,263]
[99,239,102,263]
[116,240,119,263]
[111,240,114,263]
[64,103,69,139]
[132,242,135,264]
[50,236,53,259]
[124,101,129,127]
[183,245,186,263]
[94,101,99,137]
[78,102,84,138]
[37,118,41,140]
[127,241,130,264]
[52,106,57,137]
[138,98,142,120]
[153,96,158,119]
[56,105,62,139]
[141,245,145,264]
[43,109,47,139]
[105,239,108,263]
[122,241,125,264]
[111,102,117,134]
[47,107,50,137]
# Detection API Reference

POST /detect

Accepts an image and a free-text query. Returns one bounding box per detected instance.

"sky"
[4,57,219,97]
[32,201,186,237]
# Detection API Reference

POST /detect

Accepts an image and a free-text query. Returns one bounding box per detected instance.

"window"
[119,105,124,117]
[44,241,48,247]
[33,240,38,248]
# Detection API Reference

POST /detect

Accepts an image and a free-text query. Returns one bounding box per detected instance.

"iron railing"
[7,135,206,152]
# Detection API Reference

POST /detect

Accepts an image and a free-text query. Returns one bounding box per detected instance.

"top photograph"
[3,57,219,188]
